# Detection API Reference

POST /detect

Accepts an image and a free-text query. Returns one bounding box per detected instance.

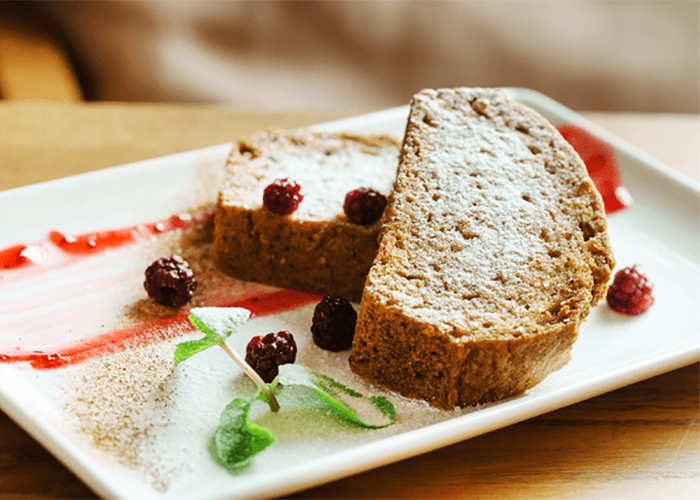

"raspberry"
[263,178,303,215]
[606,266,654,316]
[245,331,297,383]
[343,188,387,225]
[311,295,357,351]
[144,255,197,307]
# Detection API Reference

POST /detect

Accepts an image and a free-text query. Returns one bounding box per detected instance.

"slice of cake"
[213,129,400,301]
[349,88,615,409]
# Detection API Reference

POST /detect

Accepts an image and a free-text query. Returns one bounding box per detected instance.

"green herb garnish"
[209,398,275,471]
[176,306,397,471]
[277,364,396,429]
[176,307,280,411]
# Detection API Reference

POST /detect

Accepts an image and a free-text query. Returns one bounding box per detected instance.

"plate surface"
[0,89,698,499]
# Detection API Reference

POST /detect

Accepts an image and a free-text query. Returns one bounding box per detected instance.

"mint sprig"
[176,307,280,412]
[175,306,397,471]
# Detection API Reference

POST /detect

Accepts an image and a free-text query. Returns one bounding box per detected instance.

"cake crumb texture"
[349,88,615,409]
[214,129,400,301]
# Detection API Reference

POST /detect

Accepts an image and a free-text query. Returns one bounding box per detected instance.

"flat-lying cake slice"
[213,129,399,301]
[349,88,615,409]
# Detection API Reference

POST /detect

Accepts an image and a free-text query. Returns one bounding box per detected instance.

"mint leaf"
[210,398,275,471]
[275,363,315,386]
[174,307,251,365]
[188,315,219,338]
[277,364,396,429]
[190,307,251,340]
[173,336,219,365]
[312,372,396,428]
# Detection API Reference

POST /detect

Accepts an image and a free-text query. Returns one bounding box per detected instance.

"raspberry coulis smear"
[0,207,320,370]
[557,124,631,214]
[1,210,212,270]
[0,289,319,370]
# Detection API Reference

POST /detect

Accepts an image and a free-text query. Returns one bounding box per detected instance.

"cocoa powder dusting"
[64,340,182,492]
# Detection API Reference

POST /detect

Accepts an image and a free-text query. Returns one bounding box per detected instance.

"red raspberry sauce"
[0,207,320,369]
[0,244,34,270]
[0,289,320,369]
[1,211,212,270]
[558,124,631,214]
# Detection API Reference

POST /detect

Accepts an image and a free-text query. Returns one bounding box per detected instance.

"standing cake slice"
[213,129,399,301]
[349,88,615,409]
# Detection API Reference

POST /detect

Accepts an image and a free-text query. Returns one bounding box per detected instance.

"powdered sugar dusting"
[189,307,250,336]
[221,130,399,221]
[62,340,182,492]
[376,88,586,331]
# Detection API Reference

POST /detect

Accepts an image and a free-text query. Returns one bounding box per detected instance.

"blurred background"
[1,0,698,113]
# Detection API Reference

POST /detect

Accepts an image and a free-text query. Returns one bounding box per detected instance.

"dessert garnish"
[175,307,280,410]
[175,307,396,470]
[606,265,655,315]
[311,295,357,351]
[343,187,387,225]
[245,331,297,383]
[0,244,44,269]
[263,178,303,215]
[557,124,632,214]
[144,255,197,307]
[210,397,275,472]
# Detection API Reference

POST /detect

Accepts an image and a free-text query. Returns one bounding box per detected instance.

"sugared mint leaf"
[210,398,274,471]
[277,364,396,429]
[190,307,251,339]
[174,307,251,365]
[276,363,315,387]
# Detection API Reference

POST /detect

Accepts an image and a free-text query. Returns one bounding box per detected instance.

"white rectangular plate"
[0,88,698,499]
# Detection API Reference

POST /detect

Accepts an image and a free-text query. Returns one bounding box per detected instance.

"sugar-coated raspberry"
[311,295,357,351]
[343,188,387,225]
[606,266,654,316]
[144,255,197,307]
[245,331,297,383]
[263,178,303,215]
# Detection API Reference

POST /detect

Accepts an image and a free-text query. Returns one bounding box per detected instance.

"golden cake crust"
[349,88,615,409]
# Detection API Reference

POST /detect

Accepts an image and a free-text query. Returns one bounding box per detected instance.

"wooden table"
[0,103,698,499]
